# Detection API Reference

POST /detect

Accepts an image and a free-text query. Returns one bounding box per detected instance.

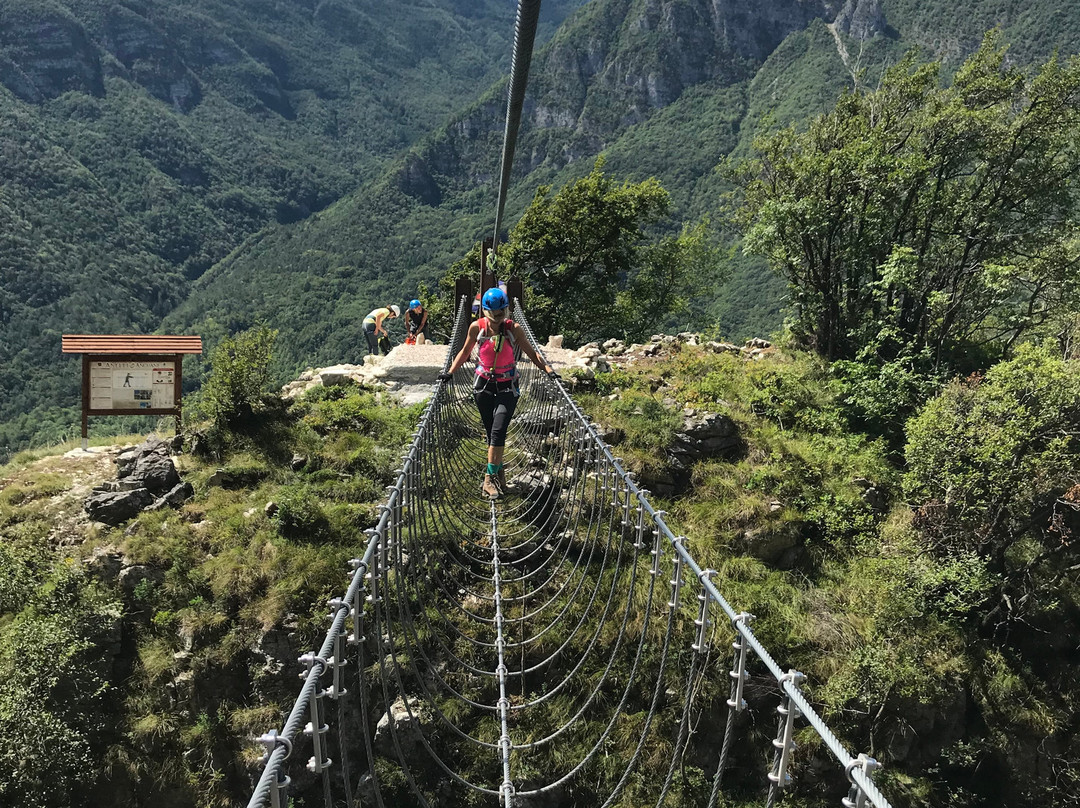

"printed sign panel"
[88,360,176,411]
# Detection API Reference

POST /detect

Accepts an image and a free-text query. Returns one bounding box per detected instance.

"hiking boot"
[496,467,510,493]
[482,474,500,499]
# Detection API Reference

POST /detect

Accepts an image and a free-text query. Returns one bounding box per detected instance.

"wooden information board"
[63,335,203,449]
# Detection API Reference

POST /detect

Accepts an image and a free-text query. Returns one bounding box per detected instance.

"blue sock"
[487,463,498,475]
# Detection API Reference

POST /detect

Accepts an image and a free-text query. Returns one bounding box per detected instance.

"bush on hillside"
[904,344,1080,634]
[188,326,279,458]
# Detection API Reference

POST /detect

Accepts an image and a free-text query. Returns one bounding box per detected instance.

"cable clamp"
[842,753,881,808]
[256,729,293,762]
[297,653,329,679]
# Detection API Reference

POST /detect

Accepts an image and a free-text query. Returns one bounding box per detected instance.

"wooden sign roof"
[62,335,203,354]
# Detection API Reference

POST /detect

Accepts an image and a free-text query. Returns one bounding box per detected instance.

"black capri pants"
[474,377,519,448]
[363,323,380,355]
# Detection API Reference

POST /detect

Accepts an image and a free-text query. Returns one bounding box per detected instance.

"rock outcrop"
[84,436,192,525]
[0,6,104,102]
[101,6,201,112]
[833,0,888,41]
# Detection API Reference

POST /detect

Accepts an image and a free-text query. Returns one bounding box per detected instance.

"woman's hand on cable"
[545,365,560,380]
[437,371,454,382]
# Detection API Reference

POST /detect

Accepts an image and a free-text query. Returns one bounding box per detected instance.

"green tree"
[730,32,1080,366]
[904,344,1080,631]
[195,326,278,430]
[500,158,723,344]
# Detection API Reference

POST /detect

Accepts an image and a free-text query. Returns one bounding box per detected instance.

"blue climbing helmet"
[409,299,422,310]
[482,287,508,311]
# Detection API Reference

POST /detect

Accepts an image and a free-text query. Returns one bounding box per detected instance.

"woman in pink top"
[441,287,554,499]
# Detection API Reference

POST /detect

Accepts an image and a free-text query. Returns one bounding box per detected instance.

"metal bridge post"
[348,559,367,647]
[728,613,753,711]
[668,537,686,611]
[632,489,648,550]
[299,654,333,776]
[649,511,667,577]
[618,465,634,542]
[709,611,756,804]
[324,607,349,700]
[692,570,717,654]
[767,669,806,795]
[364,528,382,606]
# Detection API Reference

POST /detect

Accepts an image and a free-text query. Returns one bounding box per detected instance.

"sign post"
[63,336,203,451]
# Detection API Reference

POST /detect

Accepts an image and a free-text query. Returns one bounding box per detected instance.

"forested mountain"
[0,0,582,457]
[163,0,1080,385]
[3,0,1080,456]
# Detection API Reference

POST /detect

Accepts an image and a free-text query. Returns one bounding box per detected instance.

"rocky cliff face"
[0,0,294,115]
[832,0,888,41]
[101,6,202,112]
[0,6,104,102]
[396,0,840,202]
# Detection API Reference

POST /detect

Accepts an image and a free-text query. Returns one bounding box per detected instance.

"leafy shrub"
[194,326,278,432]
[906,552,996,624]
[272,485,329,540]
[905,344,1080,564]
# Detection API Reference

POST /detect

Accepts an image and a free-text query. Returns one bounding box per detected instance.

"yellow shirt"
[363,308,391,326]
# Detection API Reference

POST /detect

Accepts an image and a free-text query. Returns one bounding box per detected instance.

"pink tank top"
[475,318,517,381]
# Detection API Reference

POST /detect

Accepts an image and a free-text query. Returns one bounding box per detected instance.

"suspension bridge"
[247,1,893,805]
[246,298,890,808]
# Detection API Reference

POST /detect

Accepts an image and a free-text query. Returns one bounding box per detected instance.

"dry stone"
[84,488,154,525]
[374,697,425,762]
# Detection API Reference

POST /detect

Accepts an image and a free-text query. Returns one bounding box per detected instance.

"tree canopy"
[495,159,722,345]
[730,32,1080,367]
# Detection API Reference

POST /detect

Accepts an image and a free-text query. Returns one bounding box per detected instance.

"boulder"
[704,341,742,355]
[130,452,181,493]
[374,696,425,761]
[148,481,194,511]
[319,366,356,386]
[117,562,164,596]
[739,522,801,566]
[85,547,124,581]
[85,488,154,525]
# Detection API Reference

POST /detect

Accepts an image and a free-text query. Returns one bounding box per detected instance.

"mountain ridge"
[3,0,1080,456]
